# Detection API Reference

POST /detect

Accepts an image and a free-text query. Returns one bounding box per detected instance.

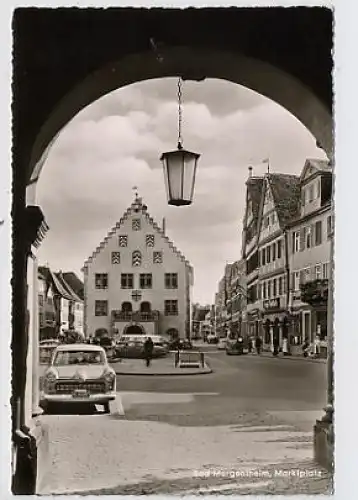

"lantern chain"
[177,77,183,149]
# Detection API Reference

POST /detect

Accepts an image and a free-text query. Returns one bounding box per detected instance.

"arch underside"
[29,47,332,183]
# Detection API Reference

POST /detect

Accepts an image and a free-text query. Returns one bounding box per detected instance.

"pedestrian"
[143,336,154,367]
[302,339,309,357]
[247,337,252,353]
[255,336,262,355]
[273,337,279,357]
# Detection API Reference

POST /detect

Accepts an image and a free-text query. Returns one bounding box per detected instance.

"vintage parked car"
[217,338,227,350]
[40,343,116,413]
[168,338,193,351]
[206,333,219,344]
[226,337,246,355]
[115,335,169,358]
[39,339,60,364]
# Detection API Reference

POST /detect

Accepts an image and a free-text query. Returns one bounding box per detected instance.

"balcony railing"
[111,310,160,322]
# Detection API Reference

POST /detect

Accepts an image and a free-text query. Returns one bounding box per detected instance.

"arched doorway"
[125,324,145,336]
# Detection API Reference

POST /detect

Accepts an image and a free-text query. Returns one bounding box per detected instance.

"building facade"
[38,266,84,339]
[82,196,193,340]
[226,259,246,337]
[241,174,264,338]
[240,158,331,351]
[256,173,301,348]
[287,159,332,344]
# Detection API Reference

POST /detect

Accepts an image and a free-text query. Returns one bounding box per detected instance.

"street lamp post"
[160,78,200,206]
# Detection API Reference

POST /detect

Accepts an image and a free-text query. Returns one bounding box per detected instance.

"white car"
[217,338,227,350]
[40,343,116,413]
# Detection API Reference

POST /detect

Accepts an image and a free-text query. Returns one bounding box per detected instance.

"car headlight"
[45,370,58,382]
[103,369,115,389]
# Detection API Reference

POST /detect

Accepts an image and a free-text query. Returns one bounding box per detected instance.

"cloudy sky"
[36,77,326,304]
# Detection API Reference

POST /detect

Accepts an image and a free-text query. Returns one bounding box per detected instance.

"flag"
[262,158,269,164]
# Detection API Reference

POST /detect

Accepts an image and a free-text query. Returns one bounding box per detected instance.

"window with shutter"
[290,272,295,290]
[300,228,306,251]
[272,242,276,261]
[299,270,305,285]
[267,246,271,263]
[315,221,322,245]
[277,239,282,258]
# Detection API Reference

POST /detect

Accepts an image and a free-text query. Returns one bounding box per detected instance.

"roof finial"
[132,186,139,200]
[248,166,253,178]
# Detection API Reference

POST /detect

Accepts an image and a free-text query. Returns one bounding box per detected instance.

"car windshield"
[53,350,105,366]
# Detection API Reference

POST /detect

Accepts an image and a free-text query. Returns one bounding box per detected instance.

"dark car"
[226,338,245,355]
[168,338,193,351]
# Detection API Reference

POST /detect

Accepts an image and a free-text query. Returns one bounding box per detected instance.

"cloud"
[36,78,327,304]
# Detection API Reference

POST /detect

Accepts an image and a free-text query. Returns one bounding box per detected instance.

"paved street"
[38,352,331,495]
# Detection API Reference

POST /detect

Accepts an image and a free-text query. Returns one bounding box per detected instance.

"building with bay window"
[287,159,332,344]
[82,195,193,340]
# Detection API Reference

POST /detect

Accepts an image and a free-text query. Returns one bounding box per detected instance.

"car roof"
[54,343,105,352]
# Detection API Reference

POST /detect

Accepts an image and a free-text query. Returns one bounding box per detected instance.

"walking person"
[143,336,154,367]
[273,336,280,357]
[255,336,262,355]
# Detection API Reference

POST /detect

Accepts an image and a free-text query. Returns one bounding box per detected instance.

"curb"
[113,364,213,377]
[258,353,327,364]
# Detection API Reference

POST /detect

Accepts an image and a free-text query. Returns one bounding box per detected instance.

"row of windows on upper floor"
[99,249,164,266]
[94,299,179,317]
[246,214,332,275]
[291,262,330,291]
[94,272,179,290]
[291,215,332,253]
[247,262,330,304]
[117,232,156,247]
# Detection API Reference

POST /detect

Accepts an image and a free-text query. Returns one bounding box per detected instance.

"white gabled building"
[82,195,194,340]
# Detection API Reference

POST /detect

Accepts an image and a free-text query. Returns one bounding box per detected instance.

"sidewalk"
[112,356,212,376]
[254,351,327,364]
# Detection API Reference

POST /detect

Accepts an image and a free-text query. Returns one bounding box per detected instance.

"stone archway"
[124,324,146,336]
[28,46,332,184]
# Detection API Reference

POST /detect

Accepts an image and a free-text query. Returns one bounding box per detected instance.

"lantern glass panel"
[182,153,198,203]
[167,152,184,201]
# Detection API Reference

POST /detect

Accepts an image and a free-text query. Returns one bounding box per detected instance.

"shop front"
[262,297,290,351]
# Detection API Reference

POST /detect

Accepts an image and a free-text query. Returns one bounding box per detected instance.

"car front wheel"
[103,402,110,414]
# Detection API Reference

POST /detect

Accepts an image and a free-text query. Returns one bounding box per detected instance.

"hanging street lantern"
[160,78,200,206]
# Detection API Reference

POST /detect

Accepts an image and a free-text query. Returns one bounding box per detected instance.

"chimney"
[162,217,166,234]
[248,166,253,178]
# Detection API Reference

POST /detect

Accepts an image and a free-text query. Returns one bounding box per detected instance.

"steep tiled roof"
[61,272,84,301]
[246,177,264,219]
[83,197,192,270]
[267,173,301,226]
[56,273,83,302]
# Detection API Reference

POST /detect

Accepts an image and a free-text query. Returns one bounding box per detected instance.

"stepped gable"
[83,196,192,270]
[267,173,301,227]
